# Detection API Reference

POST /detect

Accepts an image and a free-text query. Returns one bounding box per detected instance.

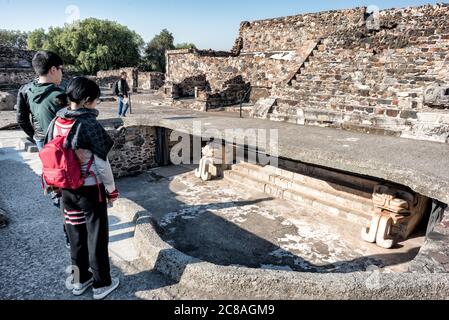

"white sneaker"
[93,277,120,300]
[72,277,94,296]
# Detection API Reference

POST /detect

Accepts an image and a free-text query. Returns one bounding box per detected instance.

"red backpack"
[39,118,94,190]
[39,135,94,190]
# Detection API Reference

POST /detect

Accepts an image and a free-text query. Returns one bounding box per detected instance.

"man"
[113,71,130,117]
[16,51,67,150]
[16,51,69,248]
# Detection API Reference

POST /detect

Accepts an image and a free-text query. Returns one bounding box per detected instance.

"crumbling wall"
[138,72,165,91]
[165,4,449,142]
[0,46,34,69]
[238,8,365,52]
[166,45,316,105]
[107,126,158,178]
[0,46,35,90]
[272,4,449,142]
[96,67,138,92]
[164,8,365,104]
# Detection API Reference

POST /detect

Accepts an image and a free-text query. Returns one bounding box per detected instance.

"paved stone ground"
[0,111,18,130]
[0,131,180,300]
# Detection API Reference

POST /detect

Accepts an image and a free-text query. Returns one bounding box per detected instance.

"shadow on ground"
[116,165,423,279]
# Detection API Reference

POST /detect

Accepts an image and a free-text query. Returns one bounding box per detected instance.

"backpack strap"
[84,155,104,203]
[84,155,95,179]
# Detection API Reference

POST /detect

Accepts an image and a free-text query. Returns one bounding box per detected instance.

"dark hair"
[66,77,101,105]
[32,51,64,76]
[120,71,127,76]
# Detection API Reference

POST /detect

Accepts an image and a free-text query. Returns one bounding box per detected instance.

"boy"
[16,51,69,247]
[16,51,67,150]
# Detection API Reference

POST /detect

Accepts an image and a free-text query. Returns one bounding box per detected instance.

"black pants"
[62,185,112,289]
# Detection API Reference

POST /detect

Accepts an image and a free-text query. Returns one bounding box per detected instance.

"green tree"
[0,29,29,49]
[27,28,47,50]
[175,42,197,50]
[141,29,175,72]
[27,19,144,74]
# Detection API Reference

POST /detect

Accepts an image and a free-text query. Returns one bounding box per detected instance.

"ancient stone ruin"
[81,5,449,293]
[0,45,35,110]
[164,4,449,143]
[96,68,165,93]
[0,45,79,110]
[1,3,449,300]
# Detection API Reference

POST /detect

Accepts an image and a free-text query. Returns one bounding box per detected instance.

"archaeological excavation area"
[1,3,448,299]
[98,107,449,298]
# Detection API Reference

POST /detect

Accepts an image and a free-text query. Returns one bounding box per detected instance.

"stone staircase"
[262,26,449,139]
[224,162,378,226]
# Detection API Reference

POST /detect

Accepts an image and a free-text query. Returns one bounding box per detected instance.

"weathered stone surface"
[138,72,165,91]
[0,45,34,69]
[97,69,165,93]
[250,98,276,119]
[96,67,138,91]
[99,106,449,207]
[164,3,449,142]
[0,46,36,92]
[424,83,449,109]
[107,126,158,178]
[112,182,449,300]
[0,92,16,111]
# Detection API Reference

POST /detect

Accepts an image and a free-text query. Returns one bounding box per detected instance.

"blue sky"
[0,0,441,50]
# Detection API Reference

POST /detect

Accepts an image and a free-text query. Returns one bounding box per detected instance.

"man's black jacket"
[15,81,68,141]
[113,79,130,97]
[15,81,36,140]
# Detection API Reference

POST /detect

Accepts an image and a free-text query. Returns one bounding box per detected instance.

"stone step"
[275,102,380,115]
[341,123,403,137]
[268,106,412,130]
[291,79,352,87]
[232,162,373,213]
[283,87,362,97]
[278,93,402,107]
[224,169,372,225]
[233,160,378,193]
[280,87,421,104]
[17,138,39,153]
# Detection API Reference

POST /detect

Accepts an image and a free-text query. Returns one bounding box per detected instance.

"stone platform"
[95,100,449,206]
[118,166,425,274]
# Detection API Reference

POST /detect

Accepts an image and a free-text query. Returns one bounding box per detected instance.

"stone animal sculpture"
[362,184,428,249]
[195,142,234,181]
[195,143,221,181]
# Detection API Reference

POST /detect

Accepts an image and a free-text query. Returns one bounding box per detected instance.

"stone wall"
[107,126,158,178]
[0,46,35,91]
[0,46,34,69]
[138,72,165,91]
[165,44,316,107]
[0,68,36,90]
[272,4,449,143]
[96,69,166,92]
[96,67,138,92]
[238,8,365,52]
